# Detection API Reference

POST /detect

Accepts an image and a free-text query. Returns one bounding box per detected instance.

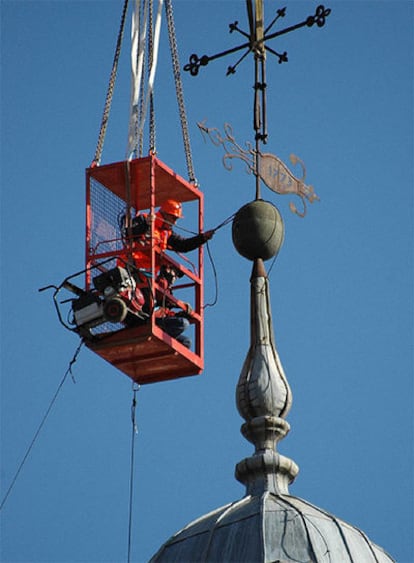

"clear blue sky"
[1,1,413,562]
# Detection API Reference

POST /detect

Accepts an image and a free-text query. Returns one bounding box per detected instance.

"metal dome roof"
[150,492,394,562]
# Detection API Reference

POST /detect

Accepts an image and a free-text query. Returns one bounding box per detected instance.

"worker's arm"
[167,230,214,253]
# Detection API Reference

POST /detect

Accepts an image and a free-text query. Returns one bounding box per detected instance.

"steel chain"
[165,0,196,184]
[93,0,129,165]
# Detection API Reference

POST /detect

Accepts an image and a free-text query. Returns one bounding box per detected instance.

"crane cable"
[93,0,130,166]
[165,0,196,184]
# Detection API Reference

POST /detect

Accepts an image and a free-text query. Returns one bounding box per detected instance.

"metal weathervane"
[197,121,319,218]
[184,2,331,216]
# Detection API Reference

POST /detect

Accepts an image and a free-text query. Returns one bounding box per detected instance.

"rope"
[0,340,84,511]
[127,382,140,563]
[93,0,129,166]
[165,0,196,184]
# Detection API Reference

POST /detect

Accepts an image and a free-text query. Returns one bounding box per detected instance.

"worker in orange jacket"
[125,198,214,272]
[121,199,213,347]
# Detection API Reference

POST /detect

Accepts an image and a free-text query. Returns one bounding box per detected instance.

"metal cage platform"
[84,155,205,384]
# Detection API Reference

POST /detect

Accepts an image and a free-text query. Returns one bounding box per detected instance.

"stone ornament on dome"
[235,255,299,496]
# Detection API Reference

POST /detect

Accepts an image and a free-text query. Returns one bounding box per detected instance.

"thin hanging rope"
[93,0,129,166]
[0,340,84,511]
[127,382,140,563]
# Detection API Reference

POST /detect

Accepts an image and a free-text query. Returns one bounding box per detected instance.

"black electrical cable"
[168,211,236,237]
[0,340,84,511]
[130,210,236,312]
[203,240,219,309]
[203,212,236,309]
[211,212,236,232]
[168,211,236,310]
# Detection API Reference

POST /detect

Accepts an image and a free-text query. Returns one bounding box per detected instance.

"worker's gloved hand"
[175,302,193,317]
[203,230,214,241]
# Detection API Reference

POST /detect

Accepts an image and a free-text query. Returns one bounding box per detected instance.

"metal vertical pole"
[254,0,265,200]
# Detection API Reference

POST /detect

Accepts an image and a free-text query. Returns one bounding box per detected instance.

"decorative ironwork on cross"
[185,2,331,208]
[184,4,331,78]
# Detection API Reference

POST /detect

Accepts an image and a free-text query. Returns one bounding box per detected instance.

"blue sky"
[1,1,413,562]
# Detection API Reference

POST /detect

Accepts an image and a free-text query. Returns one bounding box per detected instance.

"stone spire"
[235,257,298,496]
[230,199,298,496]
[151,200,395,563]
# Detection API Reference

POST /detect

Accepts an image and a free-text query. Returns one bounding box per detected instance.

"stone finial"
[235,258,298,495]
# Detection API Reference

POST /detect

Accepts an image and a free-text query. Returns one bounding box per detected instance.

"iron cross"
[185,2,331,199]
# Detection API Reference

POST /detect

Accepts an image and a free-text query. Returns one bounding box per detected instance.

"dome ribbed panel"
[274,496,394,563]
[150,494,394,562]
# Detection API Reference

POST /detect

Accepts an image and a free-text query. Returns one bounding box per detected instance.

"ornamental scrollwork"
[197,121,255,174]
[258,153,320,218]
[197,122,320,218]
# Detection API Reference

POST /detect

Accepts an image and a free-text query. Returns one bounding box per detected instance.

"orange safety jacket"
[130,212,171,272]
[121,210,208,272]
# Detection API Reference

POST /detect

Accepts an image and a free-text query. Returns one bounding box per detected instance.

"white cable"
[126,0,139,159]
[135,0,163,154]
[126,0,164,159]
[126,0,148,159]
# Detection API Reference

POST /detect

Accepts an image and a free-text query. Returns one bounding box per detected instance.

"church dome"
[150,492,393,562]
[150,259,394,563]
